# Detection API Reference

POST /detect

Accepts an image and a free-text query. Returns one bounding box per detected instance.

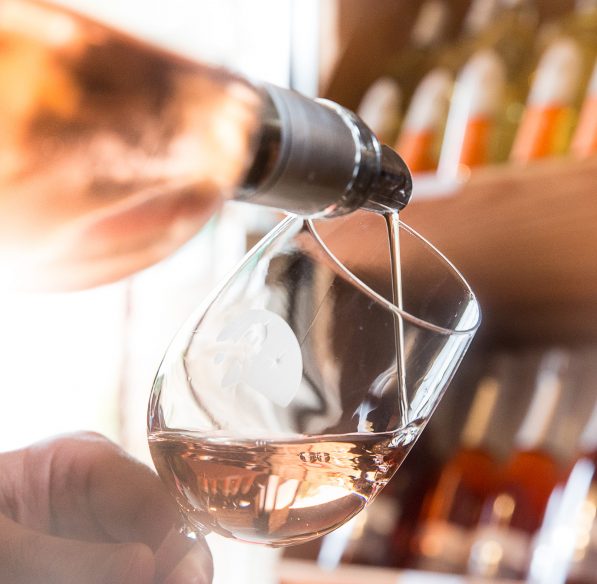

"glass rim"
[306,216,481,337]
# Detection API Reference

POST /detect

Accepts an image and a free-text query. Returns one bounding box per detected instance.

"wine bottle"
[0,0,412,291]
[571,58,597,157]
[437,49,506,177]
[441,0,538,168]
[539,0,597,58]
[410,375,501,573]
[510,38,586,162]
[356,77,402,146]
[530,396,597,584]
[384,0,451,107]
[436,0,502,74]
[394,68,453,173]
[511,0,597,163]
[468,350,567,580]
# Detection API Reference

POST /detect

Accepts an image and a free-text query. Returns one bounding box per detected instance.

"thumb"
[0,514,155,584]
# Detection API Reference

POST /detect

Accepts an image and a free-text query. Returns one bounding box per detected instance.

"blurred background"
[1,0,596,583]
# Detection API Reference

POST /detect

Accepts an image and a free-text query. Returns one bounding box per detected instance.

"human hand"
[0,432,213,584]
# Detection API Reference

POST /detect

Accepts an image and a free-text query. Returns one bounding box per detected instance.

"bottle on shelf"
[511,0,597,164]
[538,0,597,59]
[437,0,539,166]
[356,77,402,146]
[409,374,502,574]
[0,0,412,291]
[384,0,451,108]
[394,68,453,173]
[436,0,503,74]
[510,38,586,163]
[571,58,597,157]
[440,0,538,80]
[467,350,568,581]
[529,351,597,584]
[484,0,541,160]
[437,49,506,178]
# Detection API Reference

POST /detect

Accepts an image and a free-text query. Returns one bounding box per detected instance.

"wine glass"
[147,208,481,547]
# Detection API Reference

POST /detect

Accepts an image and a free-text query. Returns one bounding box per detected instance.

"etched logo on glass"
[215,309,302,407]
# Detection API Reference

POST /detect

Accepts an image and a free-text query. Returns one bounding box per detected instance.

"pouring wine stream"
[386,211,409,429]
[363,144,413,428]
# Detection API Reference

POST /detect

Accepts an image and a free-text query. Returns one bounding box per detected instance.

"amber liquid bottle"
[511,0,597,162]
[437,49,506,177]
[409,376,501,574]
[438,0,539,167]
[468,350,568,580]
[394,0,498,174]
[510,38,587,162]
[356,0,452,158]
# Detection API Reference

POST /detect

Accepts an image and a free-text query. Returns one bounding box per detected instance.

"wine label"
[511,105,576,161]
[396,130,436,173]
[215,309,303,407]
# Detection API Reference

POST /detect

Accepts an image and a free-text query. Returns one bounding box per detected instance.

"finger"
[32,432,180,548]
[162,536,213,584]
[153,527,212,583]
[0,513,155,584]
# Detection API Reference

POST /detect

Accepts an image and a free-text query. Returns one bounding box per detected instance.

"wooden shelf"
[319,1,593,344]
[400,157,597,343]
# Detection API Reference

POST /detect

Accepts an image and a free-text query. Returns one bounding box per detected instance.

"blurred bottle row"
[285,346,597,583]
[356,0,597,177]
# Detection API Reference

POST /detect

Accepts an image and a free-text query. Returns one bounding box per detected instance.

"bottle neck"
[461,376,500,449]
[575,0,597,14]
[500,0,529,9]
[462,0,501,37]
[237,84,412,217]
[515,351,567,452]
[410,0,449,49]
